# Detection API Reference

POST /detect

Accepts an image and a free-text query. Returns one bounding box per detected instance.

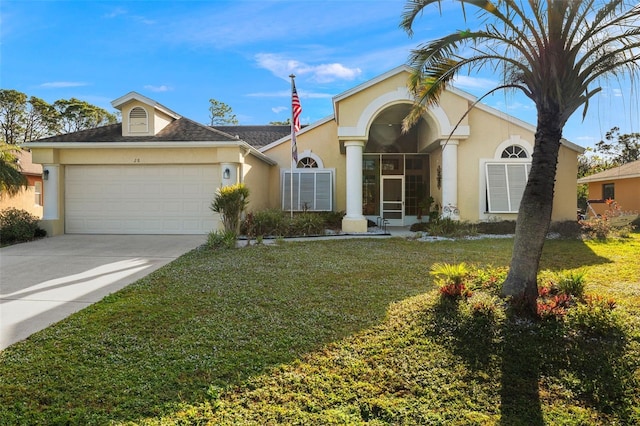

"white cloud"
[39,81,88,88]
[103,7,154,25]
[144,85,171,92]
[452,75,498,91]
[255,53,361,83]
[271,106,287,114]
[104,7,127,19]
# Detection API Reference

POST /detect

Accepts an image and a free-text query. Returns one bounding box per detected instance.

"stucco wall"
[553,144,580,221]
[30,145,272,235]
[587,177,640,216]
[263,119,345,212]
[0,177,43,218]
[242,153,272,211]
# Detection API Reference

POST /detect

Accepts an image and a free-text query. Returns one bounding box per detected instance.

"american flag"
[291,80,302,163]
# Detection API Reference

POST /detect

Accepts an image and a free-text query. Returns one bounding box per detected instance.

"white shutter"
[486,164,509,212]
[486,162,530,213]
[282,169,333,211]
[507,164,528,212]
[315,172,332,210]
[299,173,315,210]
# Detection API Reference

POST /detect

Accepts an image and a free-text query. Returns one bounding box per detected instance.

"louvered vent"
[129,107,148,133]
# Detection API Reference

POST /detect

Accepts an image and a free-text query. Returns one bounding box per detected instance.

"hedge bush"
[0,208,44,244]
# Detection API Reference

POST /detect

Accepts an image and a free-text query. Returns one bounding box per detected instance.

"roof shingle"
[31,118,239,143]
[578,159,640,183]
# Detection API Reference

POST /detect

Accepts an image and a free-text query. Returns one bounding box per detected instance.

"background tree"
[209,99,238,125]
[401,0,640,314]
[0,144,27,197]
[53,98,117,133]
[269,119,291,125]
[1,90,117,144]
[0,89,28,145]
[577,149,614,209]
[594,126,640,165]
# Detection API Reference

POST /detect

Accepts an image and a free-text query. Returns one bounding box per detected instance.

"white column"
[42,164,59,220]
[440,140,460,220]
[342,140,368,233]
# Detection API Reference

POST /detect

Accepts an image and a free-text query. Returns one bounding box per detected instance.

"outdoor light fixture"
[43,169,49,180]
[223,168,230,180]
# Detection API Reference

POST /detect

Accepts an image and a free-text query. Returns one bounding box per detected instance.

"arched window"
[297,157,318,168]
[501,145,528,158]
[129,107,148,133]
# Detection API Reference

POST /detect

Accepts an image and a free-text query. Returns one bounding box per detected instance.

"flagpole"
[290,74,296,219]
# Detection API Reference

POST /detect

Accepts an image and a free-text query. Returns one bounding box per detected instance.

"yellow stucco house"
[26,66,583,236]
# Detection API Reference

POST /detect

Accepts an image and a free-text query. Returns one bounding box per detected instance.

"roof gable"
[111,92,180,119]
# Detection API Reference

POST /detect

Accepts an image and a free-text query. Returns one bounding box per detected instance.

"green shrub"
[0,208,42,244]
[243,209,289,237]
[427,218,476,237]
[242,210,341,237]
[319,210,345,230]
[289,212,325,236]
[557,270,587,299]
[206,230,237,250]
[467,265,507,296]
[580,218,613,240]
[565,295,624,337]
[475,220,516,234]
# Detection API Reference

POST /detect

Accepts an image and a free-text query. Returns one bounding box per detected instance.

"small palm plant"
[430,262,472,299]
[210,183,249,234]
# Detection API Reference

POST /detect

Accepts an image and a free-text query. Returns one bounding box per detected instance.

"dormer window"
[129,107,148,133]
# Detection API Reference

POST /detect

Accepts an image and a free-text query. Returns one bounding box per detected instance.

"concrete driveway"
[0,234,206,350]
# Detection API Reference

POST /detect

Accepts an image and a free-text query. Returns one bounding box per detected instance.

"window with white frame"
[282,169,334,211]
[34,181,43,206]
[485,144,531,213]
[128,107,148,133]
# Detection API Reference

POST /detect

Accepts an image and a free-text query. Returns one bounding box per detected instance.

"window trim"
[602,183,615,200]
[34,181,43,206]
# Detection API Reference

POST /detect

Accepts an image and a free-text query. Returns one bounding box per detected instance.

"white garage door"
[65,165,219,234]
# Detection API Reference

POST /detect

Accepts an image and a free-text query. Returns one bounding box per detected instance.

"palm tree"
[401,0,640,314]
[0,144,28,198]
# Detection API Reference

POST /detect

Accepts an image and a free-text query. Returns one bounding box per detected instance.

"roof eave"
[111,92,181,119]
[24,140,277,166]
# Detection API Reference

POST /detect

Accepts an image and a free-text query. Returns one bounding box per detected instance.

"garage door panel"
[66,165,219,234]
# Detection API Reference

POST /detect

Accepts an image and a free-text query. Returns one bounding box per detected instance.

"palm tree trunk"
[501,109,564,315]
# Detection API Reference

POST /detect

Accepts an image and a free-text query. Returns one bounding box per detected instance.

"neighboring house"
[577,159,640,217]
[26,65,583,236]
[0,150,44,218]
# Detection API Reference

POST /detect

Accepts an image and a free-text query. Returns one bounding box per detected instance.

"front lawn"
[0,236,638,425]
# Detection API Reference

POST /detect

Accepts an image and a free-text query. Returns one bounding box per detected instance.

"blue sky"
[1,0,638,149]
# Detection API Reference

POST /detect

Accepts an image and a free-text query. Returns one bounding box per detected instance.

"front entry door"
[381,177,404,226]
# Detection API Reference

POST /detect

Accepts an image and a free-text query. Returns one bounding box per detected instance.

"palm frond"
[0,145,28,198]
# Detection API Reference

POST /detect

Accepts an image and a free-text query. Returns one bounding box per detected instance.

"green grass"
[0,236,639,425]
